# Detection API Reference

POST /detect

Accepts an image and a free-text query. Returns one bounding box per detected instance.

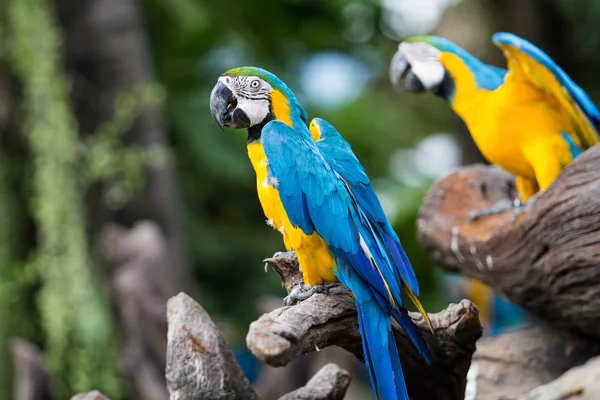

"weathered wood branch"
[166,292,260,400]
[518,354,600,400]
[466,325,600,400]
[277,363,351,400]
[165,292,353,400]
[248,253,483,400]
[417,145,600,338]
[11,339,51,400]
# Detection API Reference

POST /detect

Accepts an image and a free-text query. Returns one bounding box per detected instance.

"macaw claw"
[283,284,328,306]
[509,193,538,221]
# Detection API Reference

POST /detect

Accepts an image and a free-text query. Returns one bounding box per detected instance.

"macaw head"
[390,35,506,102]
[209,66,307,138]
[389,35,463,99]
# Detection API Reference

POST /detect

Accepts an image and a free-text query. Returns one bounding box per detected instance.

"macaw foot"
[264,250,296,272]
[468,195,539,221]
[467,199,515,221]
[283,284,328,306]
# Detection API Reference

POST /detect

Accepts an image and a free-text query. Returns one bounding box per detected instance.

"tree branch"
[166,293,260,400]
[165,292,354,400]
[417,145,600,338]
[248,253,483,400]
[518,354,600,400]
[466,325,600,400]
[277,363,351,400]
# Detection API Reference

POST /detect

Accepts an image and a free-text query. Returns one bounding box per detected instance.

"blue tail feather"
[336,260,412,400]
[357,300,409,400]
[394,308,431,364]
[382,228,419,296]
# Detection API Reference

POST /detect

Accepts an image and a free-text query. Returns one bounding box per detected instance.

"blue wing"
[493,32,600,148]
[262,120,407,306]
[311,118,420,296]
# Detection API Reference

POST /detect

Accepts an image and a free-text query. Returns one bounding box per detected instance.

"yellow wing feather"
[403,279,432,332]
[497,44,599,150]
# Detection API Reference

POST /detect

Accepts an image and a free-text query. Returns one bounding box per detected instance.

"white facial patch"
[237,97,270,126]
[218,75,274,127]
[401,42,445,90]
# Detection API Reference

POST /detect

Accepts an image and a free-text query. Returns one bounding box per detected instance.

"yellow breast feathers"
[247,130,336,286]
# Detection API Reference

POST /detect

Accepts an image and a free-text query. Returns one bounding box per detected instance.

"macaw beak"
[209,81,251,130]
[389,50,410,91]
[389,48,426,93]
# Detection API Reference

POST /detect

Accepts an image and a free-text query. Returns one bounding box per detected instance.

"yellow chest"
[247,141,336,285]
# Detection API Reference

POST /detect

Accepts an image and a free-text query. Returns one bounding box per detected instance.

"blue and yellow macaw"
[390,32,600,218]
[209,67,430,400]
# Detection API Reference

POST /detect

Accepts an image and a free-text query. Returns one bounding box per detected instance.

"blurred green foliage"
[9,0,122,397]
[83,85,169,210]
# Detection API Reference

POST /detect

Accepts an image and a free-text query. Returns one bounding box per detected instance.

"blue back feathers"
[312,118,420,296]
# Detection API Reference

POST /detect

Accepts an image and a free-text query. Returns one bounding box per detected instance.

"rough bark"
[166,292,353,400]
[11,339,51,400]
[277,364,351,400]
[99,220,174,400]
[465,325,600,400]
[248,253,483,400]
[518,355,600,400]
[417,145,600,338]
[166,292,260,400]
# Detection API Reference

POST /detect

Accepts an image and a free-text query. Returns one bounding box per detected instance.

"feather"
[492,32,600,148]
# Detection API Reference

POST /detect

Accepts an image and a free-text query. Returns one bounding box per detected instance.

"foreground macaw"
[390,32,600,218]
[209,67,430,400]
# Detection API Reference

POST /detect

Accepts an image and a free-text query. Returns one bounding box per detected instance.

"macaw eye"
[250,79,261,89]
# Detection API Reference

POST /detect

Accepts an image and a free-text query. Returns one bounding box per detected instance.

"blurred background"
[1,0,597,398]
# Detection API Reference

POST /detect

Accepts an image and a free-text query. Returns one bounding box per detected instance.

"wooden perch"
[466,325,600,400]
[248,253,483,400]
[518,354,600,400]
[417,145,600,338]
[166,292,260,400]
[165,292,353,400]
[277,363,351,400]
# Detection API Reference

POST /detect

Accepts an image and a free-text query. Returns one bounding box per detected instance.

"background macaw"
[389,32,600,218]
[209,67,429,400]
